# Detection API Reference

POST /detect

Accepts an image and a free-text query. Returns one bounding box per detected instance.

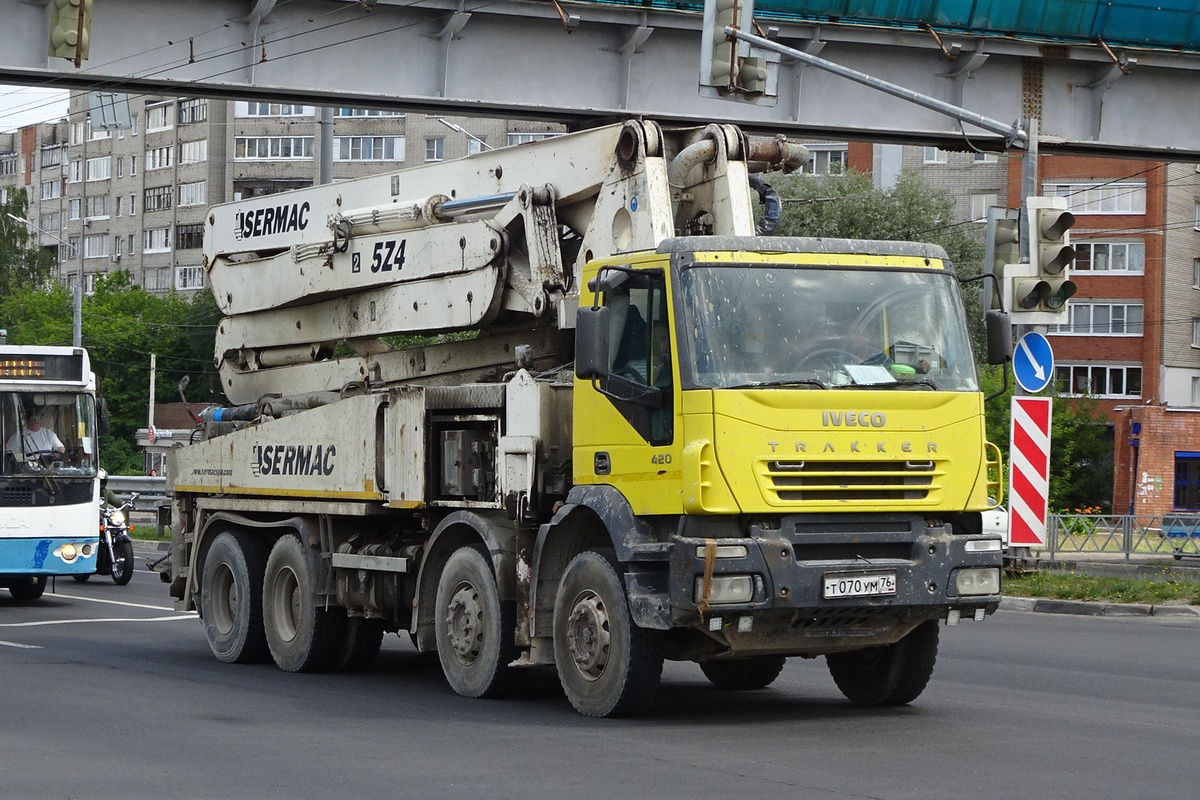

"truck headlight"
[694,575,754,604]
[954,567,1000,596]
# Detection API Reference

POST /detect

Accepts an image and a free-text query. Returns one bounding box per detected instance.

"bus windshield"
[678,264,979,392]
[1,391,99,477]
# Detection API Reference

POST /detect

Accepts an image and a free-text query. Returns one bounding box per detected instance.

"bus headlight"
[954,567,1001,596]
[54,543,78,563]
[694,575,754,604]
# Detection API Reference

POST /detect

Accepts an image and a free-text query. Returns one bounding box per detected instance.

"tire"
[699,656,787,690]
[553,549,663,718]
[199,531,271,664]
[434,546,523,699]
[263,534,345,673]
[8,576,47,601]
[72,573,91,583]
[110,540,135,586]
[826,620,940,706]
[335,615,386,672]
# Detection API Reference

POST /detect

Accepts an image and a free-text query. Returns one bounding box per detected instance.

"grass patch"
[1005,570,1200,605]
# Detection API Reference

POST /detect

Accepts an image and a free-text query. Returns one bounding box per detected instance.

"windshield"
[678,264,979,392]
[1,391,99,477]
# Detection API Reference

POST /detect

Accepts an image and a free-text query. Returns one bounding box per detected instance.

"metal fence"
[1046,514,1200,561]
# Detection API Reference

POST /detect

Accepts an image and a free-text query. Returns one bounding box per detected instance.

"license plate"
[823,571,897,599]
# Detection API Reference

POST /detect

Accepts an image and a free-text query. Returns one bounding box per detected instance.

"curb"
[1000,596,1200,618]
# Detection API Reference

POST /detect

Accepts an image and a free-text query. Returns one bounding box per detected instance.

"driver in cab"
[7,409,65,457]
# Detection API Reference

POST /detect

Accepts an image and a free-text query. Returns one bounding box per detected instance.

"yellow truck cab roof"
[656,236,952,270]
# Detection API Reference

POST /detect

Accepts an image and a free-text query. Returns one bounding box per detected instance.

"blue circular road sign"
[1013,331,1055,393]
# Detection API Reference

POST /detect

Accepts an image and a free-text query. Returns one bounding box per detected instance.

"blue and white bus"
[0,345,102,600]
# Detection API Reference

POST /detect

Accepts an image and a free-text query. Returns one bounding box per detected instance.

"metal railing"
[1045,514,1200,561]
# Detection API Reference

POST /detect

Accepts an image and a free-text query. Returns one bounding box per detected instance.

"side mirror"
[575,305,612,379]
[97,397,110,436]
[985,310,1013,366]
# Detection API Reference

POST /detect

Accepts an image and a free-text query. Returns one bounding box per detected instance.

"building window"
[973,151,999,163]
[40,180,61,200]
[175,265,205,290]
[85,156,111,182]
[146,103,174,133]
[130,114,138,136]
[1192,377,1200,406]
[467,138,487,156]
[1044,182,1146,215]
[40,146,63,168]
[235,102,311,117]
[1174,453,1200,510]
[333,136,405,161]
[1055,363,1142,398]
[128,233,136,254]
[68,198,81,220]
[88,122,110,141]
[176,223,204,250]
[143,227,171,253]
[145,146,173,171]
[1073,240,1145,273]
[114,196,121,217]
[1194,258,1200,289]
[144,267,171,293]
[1193,319,1200,348]
[39,212,60,232]
[114,235,122,257]
[177,99,208,125]
[0,154,16,176]
[1195,201,1200,230]
[178,181,206,207]
[234,136,314,160]
[507,132,562,146]
[334,108,405,117]
[84,195,109,219]
[425,137,444,162]
[970,194,1000,223]
[1048,302,1143,336]
[69,160,82,183]
[82,234,109,259]
[129,194,137,215]
[116,157,124,178]
[179,139,208,164]
[923,146,946,164]
[144,185,173,213]
[801,145,848,175]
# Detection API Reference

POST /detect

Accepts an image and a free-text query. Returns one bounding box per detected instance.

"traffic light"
[1005,196,1077,322]
[984,207,1019,310]
[700,0,773,99]
[49,0,93,67]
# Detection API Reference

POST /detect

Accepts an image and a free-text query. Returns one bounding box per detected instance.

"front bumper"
[664,514,1002,654]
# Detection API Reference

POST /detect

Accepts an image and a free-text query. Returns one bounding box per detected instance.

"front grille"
[3,486,33,504]
[761,459,942,503]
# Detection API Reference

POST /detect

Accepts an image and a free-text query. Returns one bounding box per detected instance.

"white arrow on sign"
[1017,337,1046,383]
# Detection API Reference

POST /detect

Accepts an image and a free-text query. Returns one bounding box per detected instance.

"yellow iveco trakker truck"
[163,120,1007,717]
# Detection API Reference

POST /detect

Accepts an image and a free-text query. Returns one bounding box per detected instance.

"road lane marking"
[48,593,182,612]
[0,614,197,628]
[0,640,43,649]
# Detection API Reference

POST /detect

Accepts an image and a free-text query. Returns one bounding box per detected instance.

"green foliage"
[0,273,219,474]
[981,365,1113,513]
[0,188,58,299]
[1005,570,1200,605]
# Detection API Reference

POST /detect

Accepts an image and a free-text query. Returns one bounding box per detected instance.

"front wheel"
[8,576,47,601]
[433,546,522,698]
[699,656,787,690]
[553,549,663,718]
[826,620,939,706]
[110,540,135,585]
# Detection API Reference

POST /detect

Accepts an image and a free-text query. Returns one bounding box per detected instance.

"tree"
[981,366,1112,513]
[0,273,220,474]
[0,188,58,298]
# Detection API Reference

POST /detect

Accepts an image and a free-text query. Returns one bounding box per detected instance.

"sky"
[0,85,70,132]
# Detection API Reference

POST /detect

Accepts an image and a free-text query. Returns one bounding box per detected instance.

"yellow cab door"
[573,255,683,515]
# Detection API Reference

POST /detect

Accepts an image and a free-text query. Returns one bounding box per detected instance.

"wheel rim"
[271,566,301,643]
[445,581,483,666]
[211,563,237,636]
[565,590,611,682]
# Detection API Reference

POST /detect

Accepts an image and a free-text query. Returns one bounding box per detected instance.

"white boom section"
[206,121,804,404]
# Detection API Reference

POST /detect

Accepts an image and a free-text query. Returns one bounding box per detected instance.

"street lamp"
[435,117,493,152]
[6,212,83,347]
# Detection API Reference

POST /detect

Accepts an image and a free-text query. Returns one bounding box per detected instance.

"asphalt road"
[1,561,1196,800]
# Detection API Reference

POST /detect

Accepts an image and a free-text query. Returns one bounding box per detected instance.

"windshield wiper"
[832,378,941,391]
[729,379,828,390]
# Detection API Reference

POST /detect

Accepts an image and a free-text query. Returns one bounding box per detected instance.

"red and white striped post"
[1009,396,1053,547]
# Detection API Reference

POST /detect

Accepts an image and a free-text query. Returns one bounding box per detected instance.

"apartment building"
[1,93,563,296]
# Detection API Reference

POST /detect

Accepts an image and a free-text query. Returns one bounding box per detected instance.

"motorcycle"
[74,492,138,586]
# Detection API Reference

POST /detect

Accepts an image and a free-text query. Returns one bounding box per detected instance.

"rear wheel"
[200,531,271,664]
[110,540,135,586]
[335,616,386,672]
[8,576,47,601]
[553,549,663,718]
[263,534,344,673]
[72,573,91,583]
[826,620,939,706]
[434,546,522,698]
[699,656,787,690]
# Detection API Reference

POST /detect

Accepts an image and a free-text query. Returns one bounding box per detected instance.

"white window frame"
[82,234,109,259]
[179,139,208,164]
[145,146,173,171]
[40,180,61,200]
[175,265,206,290]
[146,103,174,133]
[143,227,172,253]
[1045,181,1146,215]
[800,144,848,175]
[425,137,444,162]
[84,194,109,220]
[178,181,206,207]
[85,156,111,182]
[334,108,405,117]
[333,136,405,162]
[1193,319,1200,349]
[970,194,1000,223]
[1056,363,1142,398]
[234,136,315,160]
[923,146,946,164]
[234,102,311,117]
[506,132,563,146]
[1072,239,1146,274]
[1048,302,1144,336]
[1193,258,1200,289]
[973,151,999,163]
